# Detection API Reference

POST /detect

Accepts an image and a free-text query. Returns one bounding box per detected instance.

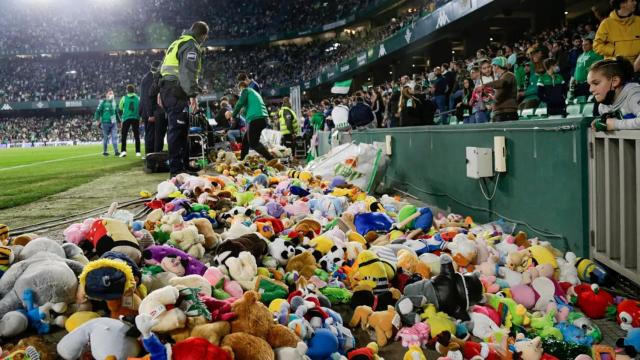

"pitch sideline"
[0,153,99,172]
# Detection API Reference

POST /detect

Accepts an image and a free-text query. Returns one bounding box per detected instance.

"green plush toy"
[212,278,232,300]
[152,230,170,244]
[320,287,352,304]
[255,276,288,303]
[235,192,256,207]
[397,205,418,230]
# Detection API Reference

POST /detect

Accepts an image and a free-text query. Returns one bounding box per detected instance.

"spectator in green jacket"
[94,89,120,156]
[537,58,567,116]
[232,80,274,161]
[118,84,141,157]
[573,37,604,99]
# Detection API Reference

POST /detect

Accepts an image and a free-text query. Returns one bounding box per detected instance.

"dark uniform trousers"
[160,80,189,174]
[144,111,168,153]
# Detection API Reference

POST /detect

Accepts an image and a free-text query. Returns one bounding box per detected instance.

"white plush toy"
[557,252,580,285]
[225,251,258,290]
[138,285,186,333]
[57,317,141,360]
[275,341,311,360]
[169,274,212,297]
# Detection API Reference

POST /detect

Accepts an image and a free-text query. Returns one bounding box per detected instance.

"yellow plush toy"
[404,344,427,360]
[349,305,398,347]
[350,250,396,290]
[421,304,456,338]
[397,249,430,279]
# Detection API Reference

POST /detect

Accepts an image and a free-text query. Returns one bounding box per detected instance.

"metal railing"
[589,130,640,285]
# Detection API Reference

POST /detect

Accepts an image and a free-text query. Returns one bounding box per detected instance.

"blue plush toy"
[20,288,50,334]
[306,328,340,360]
[617,327,640,358]
[555,322,593,347]
[353,212,394,235]
[289,185,310,197]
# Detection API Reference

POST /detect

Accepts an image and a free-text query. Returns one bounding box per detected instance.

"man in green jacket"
[278,97,299,154]
[573,37,604,99]
[94,89,120,156]
[119,84,141,157]
[232,79,273,161]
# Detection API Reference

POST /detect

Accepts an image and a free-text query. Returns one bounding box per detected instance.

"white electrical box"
[494,136,507,172]
[466,147,493,179]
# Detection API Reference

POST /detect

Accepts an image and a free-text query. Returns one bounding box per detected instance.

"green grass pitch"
[0,145,144,209]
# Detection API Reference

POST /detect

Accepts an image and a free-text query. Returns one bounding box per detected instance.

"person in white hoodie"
[589,56,640,131]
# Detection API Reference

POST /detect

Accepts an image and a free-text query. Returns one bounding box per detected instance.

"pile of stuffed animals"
[0,151,639,360]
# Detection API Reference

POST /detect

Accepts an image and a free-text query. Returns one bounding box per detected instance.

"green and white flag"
[331,79,352,94]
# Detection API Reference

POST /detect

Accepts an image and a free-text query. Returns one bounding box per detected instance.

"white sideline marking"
[0,153,98,172]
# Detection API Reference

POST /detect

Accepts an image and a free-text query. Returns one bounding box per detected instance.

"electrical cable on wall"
[478,173,500,201]
[388,176,567,245]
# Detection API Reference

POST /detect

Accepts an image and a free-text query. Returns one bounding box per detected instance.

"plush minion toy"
[575,257,613,286]
[351,250,396,293]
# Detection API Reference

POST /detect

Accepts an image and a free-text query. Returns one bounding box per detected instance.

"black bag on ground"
[144,152,170,173]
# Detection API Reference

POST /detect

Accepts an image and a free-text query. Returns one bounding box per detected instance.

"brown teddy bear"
[222,291,299,360]
[190,218,221,250]
[285,251,318,279]
[170,317,230,346]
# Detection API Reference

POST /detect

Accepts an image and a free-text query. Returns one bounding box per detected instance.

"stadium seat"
[535,107,547,117]
[566,104,581,117]
[521,108,534,118]
[582,103,595,117]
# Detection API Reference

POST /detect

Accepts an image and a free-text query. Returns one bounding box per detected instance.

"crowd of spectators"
[0,115,101,144]
[0,0,450,104]
[0,0,387,54]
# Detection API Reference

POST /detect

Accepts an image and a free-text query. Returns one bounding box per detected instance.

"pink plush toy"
[63,218,95,245]
[480,275,500,293]
[395,322,430,348]
[203,267,243,299]
[284,200,310,217]
[509,277,557,311]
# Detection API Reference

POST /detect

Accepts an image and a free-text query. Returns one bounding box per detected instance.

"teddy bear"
[138,285,187,333]
[286,251,318,279]
[0,287,68,338]
[191,217,221,249]
[170,316,231,346]
[396,249,431,279]
[222,291,300,360]
[264,237,296,269]
[210,233,269,268]
[57,317,141,360]
[505,244,558,276]
[168,226,206,259]
[446,234,478,273]
[136,313,234,360]
[0,250,83,320]
[225,251,258,290]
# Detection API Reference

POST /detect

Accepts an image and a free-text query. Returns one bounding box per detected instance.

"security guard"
[278,97,299,153]
[159,21,209,177]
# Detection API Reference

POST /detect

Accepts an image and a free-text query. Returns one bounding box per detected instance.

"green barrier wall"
[320,118,593,256]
